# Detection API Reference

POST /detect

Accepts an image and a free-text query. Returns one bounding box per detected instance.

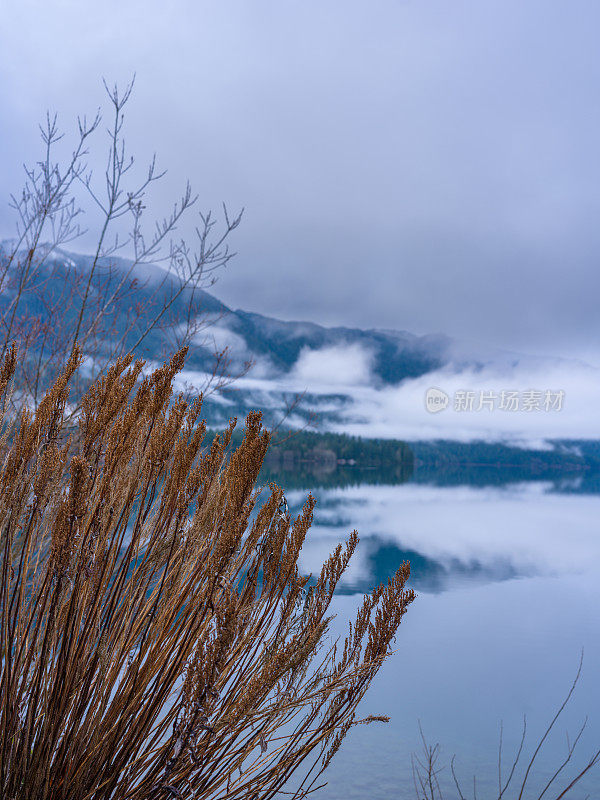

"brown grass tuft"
[0,347,415,799]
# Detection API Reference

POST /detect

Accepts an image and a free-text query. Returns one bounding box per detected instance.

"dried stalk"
[0,346,414,799]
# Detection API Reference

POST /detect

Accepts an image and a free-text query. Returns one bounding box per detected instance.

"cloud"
[199,325,250,359]
[291,344,374,387]
[2,1,600,364]
[335,361,600,444]
[185,356,600,444]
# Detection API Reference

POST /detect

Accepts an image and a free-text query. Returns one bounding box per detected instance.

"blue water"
[283,472,600,799]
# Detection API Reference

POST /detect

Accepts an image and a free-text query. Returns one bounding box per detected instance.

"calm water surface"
[282,468,600,799]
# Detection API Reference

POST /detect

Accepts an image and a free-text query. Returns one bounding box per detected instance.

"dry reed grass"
[0,345,414,799]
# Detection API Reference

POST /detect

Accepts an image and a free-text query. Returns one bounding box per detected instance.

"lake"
[278,462,600,799]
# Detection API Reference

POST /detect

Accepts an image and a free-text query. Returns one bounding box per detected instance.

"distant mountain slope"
[0,242,453,384]
[1,243,591,431]
[225,309,450,382]
[0,241,229,372]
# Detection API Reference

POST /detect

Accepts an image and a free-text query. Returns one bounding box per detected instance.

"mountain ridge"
[1,242,594,432]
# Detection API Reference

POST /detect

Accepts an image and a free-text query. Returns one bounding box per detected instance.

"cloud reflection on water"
[287,481,600,594]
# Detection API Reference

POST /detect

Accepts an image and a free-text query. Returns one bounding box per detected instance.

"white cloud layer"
[182,356,600,444]
[2,1,600,362]
[291,344,373,386]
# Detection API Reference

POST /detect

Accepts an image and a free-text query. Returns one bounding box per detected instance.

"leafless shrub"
[0,345,415,799]
[412,652,600,800]
[412,721,445,800]
[0,77,248,414]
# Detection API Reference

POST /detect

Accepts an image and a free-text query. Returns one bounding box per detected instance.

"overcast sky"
[2,1,600,364]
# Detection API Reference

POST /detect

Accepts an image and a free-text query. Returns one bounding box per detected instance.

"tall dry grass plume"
[0,345,414,799]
